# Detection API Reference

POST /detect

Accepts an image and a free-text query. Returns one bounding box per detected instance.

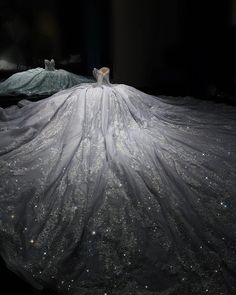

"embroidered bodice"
[44,59,55,71]
[93,67,111,86]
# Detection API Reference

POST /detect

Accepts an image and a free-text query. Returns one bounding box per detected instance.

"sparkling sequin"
[0,68,235,295]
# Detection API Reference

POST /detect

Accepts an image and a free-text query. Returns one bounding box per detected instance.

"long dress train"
[0,67,236,295]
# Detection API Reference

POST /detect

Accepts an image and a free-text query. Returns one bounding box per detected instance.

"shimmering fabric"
[0,60,93,97]
[0,68,236,295]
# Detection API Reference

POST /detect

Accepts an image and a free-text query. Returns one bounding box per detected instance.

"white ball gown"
[0,67,236,295]
[0,59,93,97]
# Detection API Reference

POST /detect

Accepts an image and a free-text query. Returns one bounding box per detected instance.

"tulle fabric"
[0,68,93,97]
[0,79,236,295]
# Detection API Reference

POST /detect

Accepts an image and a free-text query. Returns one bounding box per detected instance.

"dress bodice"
[93,67,111,86]
[44,59,55,71]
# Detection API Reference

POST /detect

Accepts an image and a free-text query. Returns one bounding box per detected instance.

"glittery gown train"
[0,67,236,295]
[0,59,93,97]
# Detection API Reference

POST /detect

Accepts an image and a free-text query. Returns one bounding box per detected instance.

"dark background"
[0,0,236,294]
[0,0,236,101]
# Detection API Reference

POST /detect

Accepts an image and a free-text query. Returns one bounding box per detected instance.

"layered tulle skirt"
[0,83,236,294]
[0,68,93,97]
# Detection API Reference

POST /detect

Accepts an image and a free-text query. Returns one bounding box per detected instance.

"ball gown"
[0,59,93,97]
[0,67,236,295]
